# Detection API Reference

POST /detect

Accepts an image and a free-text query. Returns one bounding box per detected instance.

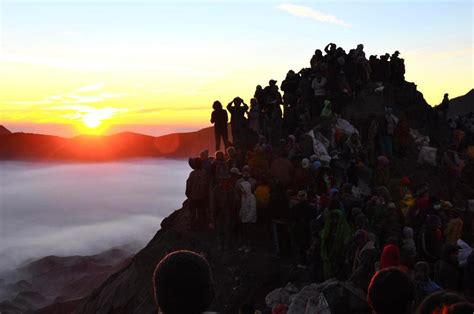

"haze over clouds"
[0,159,189,270]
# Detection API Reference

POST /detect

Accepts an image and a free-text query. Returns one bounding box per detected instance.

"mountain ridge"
[0,125,230,161]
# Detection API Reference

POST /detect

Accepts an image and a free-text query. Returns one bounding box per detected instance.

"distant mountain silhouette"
[448,89,474,118]
[0,125,12,135]
[0,247,133,314]
[0,126,230,161]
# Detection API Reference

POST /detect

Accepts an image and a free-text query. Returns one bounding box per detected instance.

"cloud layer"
[0,159,189,270]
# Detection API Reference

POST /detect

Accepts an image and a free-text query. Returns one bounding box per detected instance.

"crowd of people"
[176,44,474,313]
[208,43,410,154]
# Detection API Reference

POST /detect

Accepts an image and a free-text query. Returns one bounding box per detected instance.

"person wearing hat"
[186,158,209,230]
[227,97,248,148]
[390,50,405,84]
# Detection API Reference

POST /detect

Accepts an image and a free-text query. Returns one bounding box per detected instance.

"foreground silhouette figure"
[368,267,415,314]
[153,250,215,314]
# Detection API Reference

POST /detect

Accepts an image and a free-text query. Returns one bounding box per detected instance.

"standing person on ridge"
[227,97,249,149]
[210,100,229,151]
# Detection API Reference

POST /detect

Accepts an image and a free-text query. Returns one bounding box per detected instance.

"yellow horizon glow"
[0,46,472,135]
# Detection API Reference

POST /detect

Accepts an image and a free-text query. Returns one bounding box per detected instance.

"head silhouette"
[213,100,222,110]
[153,250,215,314]
[416,291,466,314]
[368,267,415,314]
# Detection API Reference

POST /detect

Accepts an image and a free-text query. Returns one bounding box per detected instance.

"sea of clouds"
[0,159,189,271]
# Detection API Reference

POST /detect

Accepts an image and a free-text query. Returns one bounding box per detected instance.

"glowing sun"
[73,106,124,135]
[83,115,102,128]
[79,112,107,135]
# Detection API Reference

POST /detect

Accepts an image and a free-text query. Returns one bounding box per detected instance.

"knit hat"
[380,244,400,269]
[403,226,414,239]
[312,160,322,170]
[301,158,310,169]
[400,176,410,186]
[297,190,308,201]
[230,167,241,176]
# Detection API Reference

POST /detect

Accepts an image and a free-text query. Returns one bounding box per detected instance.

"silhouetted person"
[324,43,337,58]
[437,93,450,118]
[310,49,323,69]
[186,158,209,230]
[227,97,248,148]
[210,100,229,151]
[153,250,215,314]
[349,230,378,291]
[368,267,415,314]
[263,79,282,115]
[254,85,265,107]
[281,70,300,110]
[391,51,405,84]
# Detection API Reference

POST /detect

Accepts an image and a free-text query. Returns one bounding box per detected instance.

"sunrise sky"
[1,0,472,136]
